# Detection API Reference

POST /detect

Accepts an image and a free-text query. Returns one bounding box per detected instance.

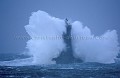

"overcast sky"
[0,0,120,54]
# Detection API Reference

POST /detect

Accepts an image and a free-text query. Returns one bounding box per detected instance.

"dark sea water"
[0,54,120,78]
[0,63,120,78]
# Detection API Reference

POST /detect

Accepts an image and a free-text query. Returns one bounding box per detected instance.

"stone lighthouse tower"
[53,19,82,64]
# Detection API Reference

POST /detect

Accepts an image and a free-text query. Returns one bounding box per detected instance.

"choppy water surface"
[0,63,120,78]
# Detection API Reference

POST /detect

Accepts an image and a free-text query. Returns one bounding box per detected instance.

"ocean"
[0,54,120,78]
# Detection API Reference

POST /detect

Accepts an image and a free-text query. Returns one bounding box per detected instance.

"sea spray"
[25,10,66,64]
[0,10,119,66]
[25,10,120,64]
[71,21,120,63]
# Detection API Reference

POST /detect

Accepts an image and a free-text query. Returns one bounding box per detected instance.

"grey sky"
[0,0,120,54]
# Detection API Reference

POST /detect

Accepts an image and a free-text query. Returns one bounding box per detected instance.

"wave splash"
[0,10,119,66]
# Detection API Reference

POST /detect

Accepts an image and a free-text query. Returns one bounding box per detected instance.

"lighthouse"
[53,19,82,64]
